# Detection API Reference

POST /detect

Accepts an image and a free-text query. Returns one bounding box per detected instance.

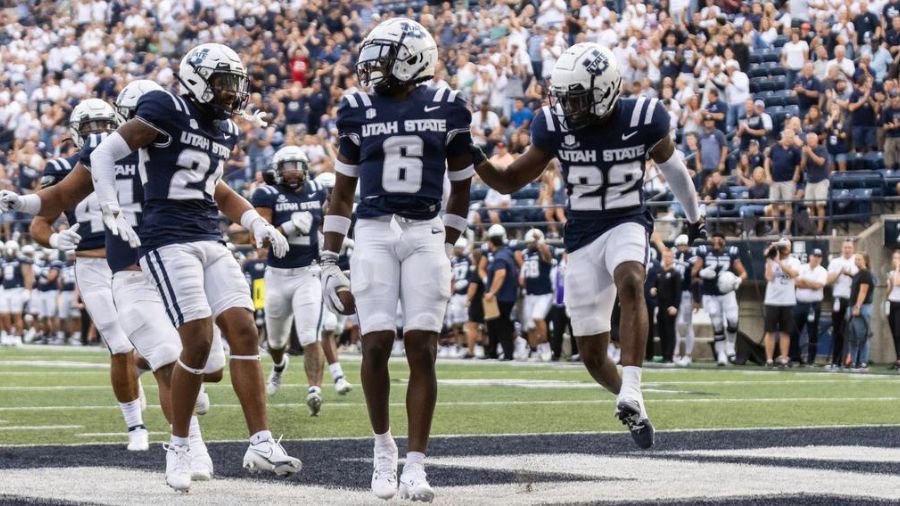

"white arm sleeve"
[658,151,701,223]
[89,131,133,207]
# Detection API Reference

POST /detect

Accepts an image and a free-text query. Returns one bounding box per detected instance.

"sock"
[250,430,272,445]
[119,399,144,431]
[308,385,321,395]
[329,363,345,381]
[404,451,425,471]
[620,366,642,398]
[274,357,287,373]
[170,434,189,447]
[374,430,395,450]
[714,338,725,355]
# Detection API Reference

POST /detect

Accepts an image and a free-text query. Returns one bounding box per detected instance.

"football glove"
[49,224,81,252]
[320,251,352,314]
[699,266,718,280]
[687,218,707,245]
[0,190,22,213]
[251,220,289,258]
[241,110,268,128]
[290,211,314,235]
[101,202,141,248]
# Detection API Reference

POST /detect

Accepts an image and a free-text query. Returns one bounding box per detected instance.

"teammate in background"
[672,234,697,366]
[693,232,748,365]
[242,248,268,340]
[252,146,331,416]
[313,170,354,392]
[85,44,300,490]
[322,18,474,501]
[465,247,487,359]
[35,249,61,343]
[470,43,705,449]
[57,251,80,344]
[447,237,471,356]
[0,241,32,346]
[517,228,554,361]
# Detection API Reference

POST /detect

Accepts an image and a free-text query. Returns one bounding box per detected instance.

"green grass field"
[1,346,899,446]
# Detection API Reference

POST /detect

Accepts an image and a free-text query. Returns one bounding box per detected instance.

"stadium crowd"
[0,0,899,370]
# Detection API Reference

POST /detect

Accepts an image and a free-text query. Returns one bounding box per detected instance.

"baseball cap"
[674,234,689,246]
[811,248,823,256]
[754,99,765,108]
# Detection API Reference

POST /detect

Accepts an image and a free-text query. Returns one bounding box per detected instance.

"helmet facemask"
[274,159,308,191]
[357,39,404,94]
[205,71,249,120]
[551,77,620,131]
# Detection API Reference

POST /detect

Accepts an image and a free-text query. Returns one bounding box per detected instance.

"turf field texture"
[0,345,899,446]
[2,346,900,505]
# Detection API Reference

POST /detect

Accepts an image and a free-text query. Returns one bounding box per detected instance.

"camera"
[766,245,778,259]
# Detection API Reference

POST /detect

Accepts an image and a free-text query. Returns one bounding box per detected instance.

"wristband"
[240,209,264,230]
[442,213,467,233]
[19,194,42,215]
[323,215,351,235]
[49,233,60,249]
[320,250,339,265]
[334,160,360,178]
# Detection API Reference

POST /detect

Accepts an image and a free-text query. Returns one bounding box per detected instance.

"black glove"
[687,218,707,245]
[469,142,487,166]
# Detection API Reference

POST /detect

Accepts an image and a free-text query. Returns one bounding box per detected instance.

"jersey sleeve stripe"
[433,87,447,102]
[174,96,191,115]
[358,92,372,107]
[343,94,358,108]
[134,116,172,145]
[541,106,555,132]
[166,92,182,112]
[644,98,658,125]
[335,159,360,178]
[448,90,460,102]
[630,96,646,127]
[446,127,469,145]
[59,158,72,171]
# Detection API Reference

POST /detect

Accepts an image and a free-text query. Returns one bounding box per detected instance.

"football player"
[692,232,748,365]
[57,250,79,344]
[321,18,474,501]
[34,248,61,343]
[447,237,471,355]
[0,82,225,479]
[251,146,331,416]
[0,241,32,346]
[672,234,697,366]
[517,228,554,361]
[470,43,705,449]
[88,44,301,490]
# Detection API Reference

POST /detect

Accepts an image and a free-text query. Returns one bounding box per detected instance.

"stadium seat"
[511,183,540,200]
[758,91,781,107]
[783,104,799,118]
[772,89,797,106]
[470,184,488,201]
[748,64,769,79]
[830,170,884,191]
[769,75,787,90]
[773,36,789,48]
[762,62,785,76]
[863,152,885,170]
[749,53,763,64]
[763,49,782,62]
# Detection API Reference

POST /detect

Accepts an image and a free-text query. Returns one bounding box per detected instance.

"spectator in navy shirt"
[483,226,519,360]
[705,88,728,133]
[825,102,851,171]
[509,99,533,129]
[741,166,771,236]
[794,63,821,116]
[882,92,900,170]
[854,0,880,46]
[801,132,830,235]
[848,76,879,152]
[765,129,803,235]
[698,116,728,176]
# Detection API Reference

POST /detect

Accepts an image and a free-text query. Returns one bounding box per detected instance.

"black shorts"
[468,297,484,324]
[764,305,795,333]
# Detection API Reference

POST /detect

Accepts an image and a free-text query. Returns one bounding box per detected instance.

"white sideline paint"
[2,397,900,412]
[3,447,900,505]
[666,446,900,463]
[76,431,168,438]
[0,425,83,431]
[0,360,108,369]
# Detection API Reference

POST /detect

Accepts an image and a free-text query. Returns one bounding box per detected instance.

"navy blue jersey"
[336,86,472,220]
[251,180,326,269]
[450,254,471,295]
[674,248,696,293]
[522,246,554,295]
[43,154,107,252]
[60,261,76,291]
[35,260,62,292]
[134,90,239,251]
[531,97,668,252]
[486,246,519,303]
[1,257,29,289]
[696,245,740,296]
[79,132,144,272]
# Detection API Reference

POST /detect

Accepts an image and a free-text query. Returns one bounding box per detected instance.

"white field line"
[2,396,900,412]
[76,431,169,438]
[0,424,83,431]
[0,360,108,369]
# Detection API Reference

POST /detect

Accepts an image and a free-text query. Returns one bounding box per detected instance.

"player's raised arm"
[213,181,288,258]
[443,94,476,249]
[648,135,706,243]
[471,144,554,195]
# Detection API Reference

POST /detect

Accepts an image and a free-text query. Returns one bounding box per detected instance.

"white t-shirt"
[782,40,808,70]
[827,255,858,299]
[796,263,827,302]
[765,256,802,306]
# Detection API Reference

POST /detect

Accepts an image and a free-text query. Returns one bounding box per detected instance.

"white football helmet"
[314,172,336,190]
[5,240,19,257]
[486,224,507,242]
[22,244,35,260]
[674,234,689,247]
[270,146,310,190]
[178,43,248,119]
[717,271,741,294]
[357,17,437,93]
[68,98,119,149]
[115,79,163,122]
[454,236,468,251]
[550,43,622,129]
[524,228,544,244]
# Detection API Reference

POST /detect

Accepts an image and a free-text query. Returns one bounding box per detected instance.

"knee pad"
[726,323,739,334]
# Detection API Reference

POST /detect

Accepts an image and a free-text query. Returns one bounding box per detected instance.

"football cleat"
[266,356,288,396]
[335,377,353,395]
[195,385,210,416]
[190,440,214,481]
[164,444,192,492]
[676,356,692,367]
[243,436,302,476]
[306,391,322,417]
[127,427,149,451]
[399,464,435,502]
[615,398,655,450]
[371,444,399,500]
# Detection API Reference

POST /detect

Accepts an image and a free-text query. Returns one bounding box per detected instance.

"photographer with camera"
[763,239,801,368]
[792,249,827,366]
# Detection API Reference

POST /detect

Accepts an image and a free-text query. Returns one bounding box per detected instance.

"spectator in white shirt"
[793,249,828,365]
[471,101,502,148]
[537,0,567,27]
[826,240,858,369]
[725,60,750,131]
[781,29,809,87]
[764,239,801,367]
[828,45,856,80]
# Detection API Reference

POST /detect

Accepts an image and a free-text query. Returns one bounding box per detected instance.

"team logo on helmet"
[583,49,610,76]
[189,48,210,66]
[400,21,427,38]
